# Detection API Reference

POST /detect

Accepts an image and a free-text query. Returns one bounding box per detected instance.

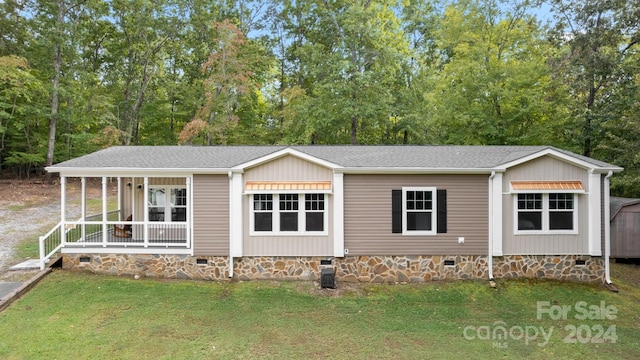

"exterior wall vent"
[79,256,91,263]
[575,259,586,266]
[196,259,208,265]
[444,260,455,266]
[320,259,332,266]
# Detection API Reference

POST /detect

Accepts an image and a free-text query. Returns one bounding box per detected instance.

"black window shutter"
[392,190,402,233]
[437,189,447,233]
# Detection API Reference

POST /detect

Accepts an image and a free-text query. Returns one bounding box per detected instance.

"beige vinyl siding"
[502,156,590,255]
[243,155,333,256]
[344,174,488,255]
[244,155,333,182]
[193,174,229,255]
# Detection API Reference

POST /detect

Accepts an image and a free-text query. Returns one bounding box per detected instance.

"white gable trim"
[233,147,342,171]
[498,148,614,172]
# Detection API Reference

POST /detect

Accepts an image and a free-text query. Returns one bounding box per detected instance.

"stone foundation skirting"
[492,255,605,282]
[62,254,605,283]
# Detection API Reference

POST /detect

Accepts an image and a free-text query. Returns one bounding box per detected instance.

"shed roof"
[610,196,640,220]
[46,145,622,174]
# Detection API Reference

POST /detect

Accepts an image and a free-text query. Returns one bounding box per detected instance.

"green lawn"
[1,267,639,359]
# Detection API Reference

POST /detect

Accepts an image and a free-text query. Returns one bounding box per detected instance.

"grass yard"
[1,266,639,359]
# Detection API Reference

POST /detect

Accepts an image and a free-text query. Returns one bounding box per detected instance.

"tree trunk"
[351,116,357,145]
[45,0,65,184]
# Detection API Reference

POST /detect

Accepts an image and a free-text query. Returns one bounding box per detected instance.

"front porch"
[39,176,193,269]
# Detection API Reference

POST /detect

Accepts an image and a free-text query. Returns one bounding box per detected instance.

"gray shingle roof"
[48,145,621,172]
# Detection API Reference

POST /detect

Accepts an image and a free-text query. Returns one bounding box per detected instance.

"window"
[252,193,327,234]
[549,193,574,230]
[171,188,187,222]
[253,194,273,231]
[517,193,542,230]
[405,189,434,232]
[305,194,325,231]
[279,194,299,231]
[516,193,576,233]
[148,187,187,222]
[392,187,447,235]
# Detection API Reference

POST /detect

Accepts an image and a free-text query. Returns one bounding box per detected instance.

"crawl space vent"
[575,259,586,266]
[444,260,455,266]
[79,256,91,263]
[196,259,208,265]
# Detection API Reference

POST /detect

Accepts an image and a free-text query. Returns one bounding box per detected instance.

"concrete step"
[9,259,43,271]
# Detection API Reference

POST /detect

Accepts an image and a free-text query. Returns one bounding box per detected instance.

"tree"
[547,0,640,156]
[179,19,265,145]
[421,0,566,145]
[278,0,411,144]
[0,56,44,176]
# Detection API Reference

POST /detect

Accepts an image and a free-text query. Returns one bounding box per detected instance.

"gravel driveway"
[0,179,100,277]
[0,200,61,272]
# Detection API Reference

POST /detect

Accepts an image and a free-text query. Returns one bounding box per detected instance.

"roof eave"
[336,167,500,174]
[46,167,230,177]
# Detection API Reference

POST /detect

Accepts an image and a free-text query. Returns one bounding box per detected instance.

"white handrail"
[39,222,63,270]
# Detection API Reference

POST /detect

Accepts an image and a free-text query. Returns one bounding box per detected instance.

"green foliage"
[419,0,567,146]
[0,0,638,194]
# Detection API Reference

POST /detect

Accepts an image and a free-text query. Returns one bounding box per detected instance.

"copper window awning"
[510,180,584,192]
[245,181,332,193]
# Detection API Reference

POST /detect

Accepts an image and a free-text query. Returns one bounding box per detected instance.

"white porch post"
[333,172,344,257]
[187,176,192,252]
[117,177,122,220]
[102,176,108,247]
[143,176,149,247]
[60,176,67,246]
[81,177,87,242]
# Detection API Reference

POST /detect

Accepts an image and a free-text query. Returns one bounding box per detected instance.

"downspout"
[488,171,496,282]
[604,170,613,285]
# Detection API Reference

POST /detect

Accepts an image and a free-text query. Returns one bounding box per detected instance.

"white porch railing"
[39,210,191,269]
[39,222,64,270]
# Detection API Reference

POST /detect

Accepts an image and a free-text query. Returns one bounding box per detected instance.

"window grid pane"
[518,193,542,210]
[305,194,324,211]
[254,194,273,211]
[279,194,299,211]
[406,191,432,211]
[549,193,573,210]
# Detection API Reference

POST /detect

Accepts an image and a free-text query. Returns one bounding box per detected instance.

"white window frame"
[513,192,579,235]
[402,186,437,236]
[249,193,329,236]
[148,186,187,223]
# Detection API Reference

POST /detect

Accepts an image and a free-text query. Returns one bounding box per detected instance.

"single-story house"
[40,145,622,284]
[610,197,640,259]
